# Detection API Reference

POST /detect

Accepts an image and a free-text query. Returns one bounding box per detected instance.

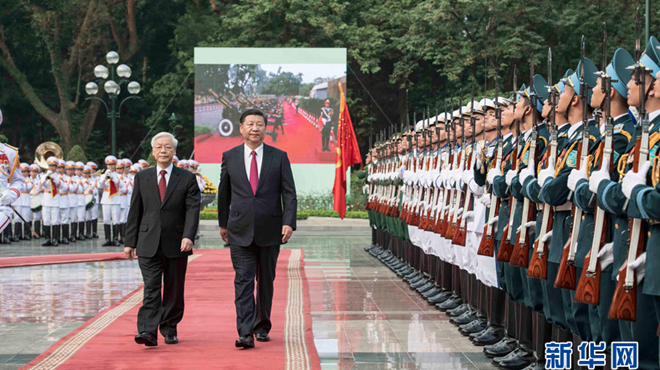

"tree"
[0,0,140,153]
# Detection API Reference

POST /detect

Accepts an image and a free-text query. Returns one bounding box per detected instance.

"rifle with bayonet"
[497,66,521,262]
[439,100,457,236]
[446,93,465,240]
[529,49,555,279]
[453,90,476,246]
[610,10,648,321]
[478,80,501,257]
[576,25,611,304]
[511,55,540,268]
[436,100,453,234]
[556,35,590,290]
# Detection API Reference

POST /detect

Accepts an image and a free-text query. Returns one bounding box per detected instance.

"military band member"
[64,161,78,242]
[13,163,32,241]
[29,164,42,239]
[116,159,129,244]
[73,162,87,240]
[0,111,24,245]
[138,159,149,169]
[86,161,100,238]
[98,155,125,246]
[40,157,60,246]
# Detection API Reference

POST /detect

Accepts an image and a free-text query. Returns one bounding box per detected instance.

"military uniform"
[40,157,60,246]
[98,155,125,246]
[86,161,100,238]
[29,164,42,239]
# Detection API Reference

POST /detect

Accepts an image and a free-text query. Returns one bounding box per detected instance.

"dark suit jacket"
[125,165,201,258]
[218,143,297,247]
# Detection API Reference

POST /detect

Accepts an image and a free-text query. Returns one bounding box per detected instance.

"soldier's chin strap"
[563,92,577,122]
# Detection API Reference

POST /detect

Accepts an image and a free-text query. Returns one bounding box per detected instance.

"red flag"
[332,82,363,219]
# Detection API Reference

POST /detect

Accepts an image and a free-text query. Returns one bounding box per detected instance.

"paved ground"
[0,220,496,369]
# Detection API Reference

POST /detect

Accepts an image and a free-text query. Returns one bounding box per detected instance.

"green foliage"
[195,126,212,137]
[297,191,335,211]
[66,145,87,162]
[199,209,367,220]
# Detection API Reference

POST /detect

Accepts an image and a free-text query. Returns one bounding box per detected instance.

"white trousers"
[77,206,85,223]
[102,204,121,225]
[43,206,59,226]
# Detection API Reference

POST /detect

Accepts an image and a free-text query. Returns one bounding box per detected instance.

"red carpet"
[195,101,336,164]
[0,252,124,269]
[23,249,320,370]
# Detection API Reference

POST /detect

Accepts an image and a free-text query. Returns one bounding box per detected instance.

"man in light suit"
[125,132,201,347]
[218,108,297,349]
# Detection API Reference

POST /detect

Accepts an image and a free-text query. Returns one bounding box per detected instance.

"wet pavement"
[0,226,495,370]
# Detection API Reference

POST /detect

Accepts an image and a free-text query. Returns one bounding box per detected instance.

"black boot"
[24,222,32,240]
[112,224,121,246]
[70,223,77,243]
[102,224,114,246]
[118,223,125,245]
[52,225,59,246]
[78,221,85,240]
[41,226,53,247]
[13,223,21,242]
[93,219,99,238]
[86,220,93,239]
[61,224,69,244]
[34,220,41,238]
[3,226,12,245]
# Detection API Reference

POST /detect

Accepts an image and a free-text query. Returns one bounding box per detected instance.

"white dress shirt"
[244,143,264,182]
[157,163,174,186]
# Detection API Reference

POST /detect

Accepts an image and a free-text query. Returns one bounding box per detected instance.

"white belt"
[554,202,573,212]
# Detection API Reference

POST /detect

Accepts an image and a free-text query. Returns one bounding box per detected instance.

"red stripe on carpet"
[0,253,125,269]
[194,101,336,164]
[22,248,321,370]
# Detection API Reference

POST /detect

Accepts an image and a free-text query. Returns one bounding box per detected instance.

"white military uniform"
[86,162,100,223]
[0,141,25,235]
[40,157,60,235]
[29,164,42,229]
[98,156,125,245]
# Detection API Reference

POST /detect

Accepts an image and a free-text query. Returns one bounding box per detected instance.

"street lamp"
[85,51,142,156]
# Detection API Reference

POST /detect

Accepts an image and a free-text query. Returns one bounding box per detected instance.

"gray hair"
[151,132,178,148]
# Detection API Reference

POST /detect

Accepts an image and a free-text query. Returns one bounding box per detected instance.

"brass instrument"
[35,142,64,170]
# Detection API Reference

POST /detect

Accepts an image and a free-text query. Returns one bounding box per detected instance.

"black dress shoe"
[483,336,516,352]
[484,339,517,358]
[450,311,478,326]
[459,319,487,335]
[410,278,429,289]
[256,333,270,342]
[165,335,178,344]
[235,335,255,348]
[436,297,462,311]
[134,332,158,346]
[493,348,521,365]
[498,348,533,369]
[428,291,452,304]
[471,326,505,346]
[447,303,470,317]
[422,287,440,298]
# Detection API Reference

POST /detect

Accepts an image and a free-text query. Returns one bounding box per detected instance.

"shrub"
[67,145,88,162]
[195,126,212,137]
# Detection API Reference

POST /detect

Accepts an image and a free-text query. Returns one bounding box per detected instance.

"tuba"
[35,142,64,170]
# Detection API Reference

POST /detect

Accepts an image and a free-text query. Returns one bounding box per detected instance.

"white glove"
[589,158,610,194]
[462,169,474,189]
[567,168,587,192]
[487,168,502,184]
[537,156,556,187]
[456,207,463,216]
[0,190,14,205]
[517,221,537,234]
[398,166,406,179]
[435,174,444,189]
[453,169,463,189]
[597,242,614,270]
[541,230,553,243]
[518,166,534,186]
[505,169,516,186]
[461,211,474,227]
[487,216,498,226]
[622,162,650,199]
[479,195,492,208]
[429,170,439,187]
[629,252,647,283]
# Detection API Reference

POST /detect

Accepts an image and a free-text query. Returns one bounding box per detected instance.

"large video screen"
[194,49,347,165]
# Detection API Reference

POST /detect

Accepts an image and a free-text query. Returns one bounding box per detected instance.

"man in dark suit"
[218,108,297,349]
[125,132,201,347]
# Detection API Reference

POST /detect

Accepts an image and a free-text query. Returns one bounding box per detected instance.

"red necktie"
[159,170,167,202]
[250,151,258,194]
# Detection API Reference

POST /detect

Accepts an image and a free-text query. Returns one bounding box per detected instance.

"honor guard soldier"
[40,157,60,246]
[173,155,179,167]
[0,109,24,244]
[98,155,125,246]
[138,159,149,169]
[596,37,660,370]
[29,164,42,239]
[55,159,70,244]
[191,160,206,192]
[86,161,100,238]
[320,99,334,152]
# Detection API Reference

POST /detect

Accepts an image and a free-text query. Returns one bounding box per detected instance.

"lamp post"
[85,51,142,156]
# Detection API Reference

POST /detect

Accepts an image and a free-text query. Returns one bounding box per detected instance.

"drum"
[30,195,42,212]
[85,194,95,210]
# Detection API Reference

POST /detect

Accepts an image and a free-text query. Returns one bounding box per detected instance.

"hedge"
[199,209,367,220]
